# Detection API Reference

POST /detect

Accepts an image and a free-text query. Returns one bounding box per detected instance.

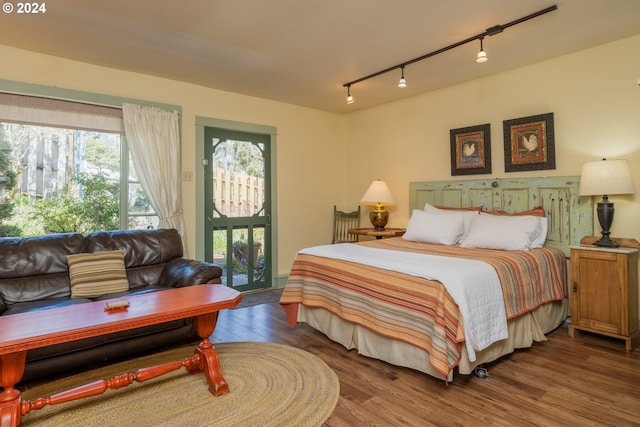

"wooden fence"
[211,168,264,217]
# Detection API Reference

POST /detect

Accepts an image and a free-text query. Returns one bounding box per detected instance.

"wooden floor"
[213,302,640,427]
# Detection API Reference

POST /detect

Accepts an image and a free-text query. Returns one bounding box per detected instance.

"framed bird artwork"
[449,123,492,176]
[503,112,555,172]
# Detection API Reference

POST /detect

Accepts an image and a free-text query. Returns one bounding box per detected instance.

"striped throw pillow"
[67,250,129,298]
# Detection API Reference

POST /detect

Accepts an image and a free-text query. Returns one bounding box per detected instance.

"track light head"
[398,65,407,88]
[476,37,488,63]
[346,85,354,104]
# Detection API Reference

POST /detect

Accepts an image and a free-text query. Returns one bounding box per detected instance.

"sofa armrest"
[159,258,223,288]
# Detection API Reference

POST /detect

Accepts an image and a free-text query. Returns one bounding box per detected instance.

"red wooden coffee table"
[0,284,241,427]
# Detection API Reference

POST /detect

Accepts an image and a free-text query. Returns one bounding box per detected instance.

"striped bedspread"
[280,238,567,378]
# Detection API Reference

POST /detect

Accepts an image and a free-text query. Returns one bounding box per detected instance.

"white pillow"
[423,203,480,244]
[403,209,464,245]
[461,213,541,251]
[530,217,548,248]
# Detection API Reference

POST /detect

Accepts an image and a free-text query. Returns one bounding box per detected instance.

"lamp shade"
[578,159,635,196]
[360,180,396,205]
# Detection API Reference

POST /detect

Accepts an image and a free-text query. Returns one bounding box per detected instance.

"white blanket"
[299,244,508,361]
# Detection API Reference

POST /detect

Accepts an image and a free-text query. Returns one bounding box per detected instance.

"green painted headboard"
[409,176,593,256]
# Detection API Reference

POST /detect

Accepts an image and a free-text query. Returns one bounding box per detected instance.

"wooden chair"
[332,205,360,244]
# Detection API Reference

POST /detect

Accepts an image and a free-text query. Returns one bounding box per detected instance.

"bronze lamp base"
[369,203,389,231]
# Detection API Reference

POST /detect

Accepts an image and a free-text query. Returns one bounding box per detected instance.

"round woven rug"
[21,342,339,427]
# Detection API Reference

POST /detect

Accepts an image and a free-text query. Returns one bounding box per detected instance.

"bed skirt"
[297,298,569,382]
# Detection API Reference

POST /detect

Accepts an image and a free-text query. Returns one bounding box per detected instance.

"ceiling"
[1,0,640,114]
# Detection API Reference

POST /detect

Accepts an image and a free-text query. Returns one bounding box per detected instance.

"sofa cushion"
[0,233,85,279]
[68,250,130,298]
[0,273,72,310]
[86,229,183,268]
[126,264,166,290]
[22,318,197,382]
[2,297,92,316]
[91,285,174,301]
[0,233,85,308]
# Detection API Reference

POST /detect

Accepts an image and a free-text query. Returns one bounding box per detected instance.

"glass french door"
[203,127,271,291]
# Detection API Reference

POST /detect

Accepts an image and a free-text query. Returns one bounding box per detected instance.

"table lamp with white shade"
[360,179,396,230]
[578,158,635,247]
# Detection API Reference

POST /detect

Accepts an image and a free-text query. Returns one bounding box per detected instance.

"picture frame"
[503,112,555,172]
[449,123,491,176]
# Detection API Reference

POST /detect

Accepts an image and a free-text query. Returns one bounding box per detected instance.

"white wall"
[345,35,640,242]
[1,34,639,294]
[0,44,346,278]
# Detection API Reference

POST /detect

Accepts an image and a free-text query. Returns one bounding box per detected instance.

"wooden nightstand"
[568,237,640,351]
[348,228,405,240]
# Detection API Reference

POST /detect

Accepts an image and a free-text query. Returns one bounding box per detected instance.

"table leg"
[0,351,26,427]
[186,312,229,396]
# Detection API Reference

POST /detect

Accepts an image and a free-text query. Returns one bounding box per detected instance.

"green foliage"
[5,195,41,236]
[0,152,17,191]
[212,140,264,178]
[0,140,22,236]
[0,123,159,237]
[85,137,120,172]
[0,221,21,237]
[30,173,119,233]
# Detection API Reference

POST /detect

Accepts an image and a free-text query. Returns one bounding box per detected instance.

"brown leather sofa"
[0,228,223,383]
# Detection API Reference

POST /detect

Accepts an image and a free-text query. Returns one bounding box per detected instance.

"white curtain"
[122,103,188,255]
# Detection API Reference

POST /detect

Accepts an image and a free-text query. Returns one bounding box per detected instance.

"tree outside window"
[0,123,157,236]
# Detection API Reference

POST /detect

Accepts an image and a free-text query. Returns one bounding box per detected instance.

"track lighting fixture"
[342,5,557,101]
[476,37,488,63]
[398,65,407,88]
[346,85,354,104]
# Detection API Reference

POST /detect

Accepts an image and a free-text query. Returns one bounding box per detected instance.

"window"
[0,93,157,236]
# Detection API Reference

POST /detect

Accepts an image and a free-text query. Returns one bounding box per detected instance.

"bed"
[280,176,593,382]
